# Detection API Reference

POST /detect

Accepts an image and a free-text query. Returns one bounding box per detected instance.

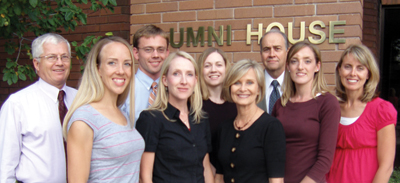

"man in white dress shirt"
[257,29,289,114]
[121,25,169,121]
[0,33,77,183]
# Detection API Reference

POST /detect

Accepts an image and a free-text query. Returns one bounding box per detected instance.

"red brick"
[215,19,252,30]
[198,9,234,20]
[317,2,362,15]
[254,18,293,29]
[294,15,337,27]
[131,14,161,24]
[321,62,337,74]
[233,52,261,62]
[131,0,160,5]
[295,0,336,3]
[179,21,213,30]
[215,0,252,8]
[275,5,315,17]
[100,23,130,32]
[235,7,273,19]
[340,25,362,37]
[313,40,336,50]
[178,45,210,53]
[338,38,362,50]
[217,41,251,52]
[321,51,342,62]
[86,16,108,25]
[254,0,292,5]
[338,14,362,27]
[233,30,247,41]
[108,15,130,23]
[0,87,9,95]
[131,4,145,14]
[147,2,178,13]
[180,0,213,10]
[163,11,196,22]
[323,73,335,85]
[74,25,100,34]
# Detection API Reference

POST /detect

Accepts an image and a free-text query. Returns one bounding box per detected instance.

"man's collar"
[38,78,67,103]
[136,69,160,90]
[265,70,285,86]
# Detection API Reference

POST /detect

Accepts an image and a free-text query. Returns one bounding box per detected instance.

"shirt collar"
[164,102,194,123]
[38,78,67,103]
[265,70,285,87]
[136,68,160,90]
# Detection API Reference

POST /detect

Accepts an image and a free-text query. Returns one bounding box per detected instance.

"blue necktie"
[269,80,280,114]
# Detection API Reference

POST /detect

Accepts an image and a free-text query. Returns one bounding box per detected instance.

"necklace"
[234,109,258,131]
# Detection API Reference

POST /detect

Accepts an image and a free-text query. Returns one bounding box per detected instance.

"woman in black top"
[136,51,213,183]
[215,59,286,183]
[197,48,237,170]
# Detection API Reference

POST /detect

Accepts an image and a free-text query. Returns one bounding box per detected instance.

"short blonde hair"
[197,47,230,100]
[149,51,204,124]
[222,59,265,104]
[335,44,379,102]
[281,41,330,106]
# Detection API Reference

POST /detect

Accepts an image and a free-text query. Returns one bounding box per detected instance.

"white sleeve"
[0,99,22,183]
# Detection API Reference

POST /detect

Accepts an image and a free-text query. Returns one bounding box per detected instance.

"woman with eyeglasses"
[326,44,397,183]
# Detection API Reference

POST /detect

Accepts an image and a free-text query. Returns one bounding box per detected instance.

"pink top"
[326,97,397,183]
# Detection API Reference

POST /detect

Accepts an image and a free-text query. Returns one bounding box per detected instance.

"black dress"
[202,99,237,167]
[136,103,212,183]
[215,112,286,183]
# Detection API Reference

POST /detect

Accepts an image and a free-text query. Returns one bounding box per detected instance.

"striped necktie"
[148,82,157,107]
[269,80,280,114]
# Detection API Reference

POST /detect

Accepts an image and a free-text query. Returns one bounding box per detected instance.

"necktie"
[269,80,280,114]
[57,90,68,124]
[148,82,158,107]
[57,90,68,173]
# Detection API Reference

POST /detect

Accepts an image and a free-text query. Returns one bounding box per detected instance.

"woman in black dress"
[197,48,237,172]
[215,59,286,183]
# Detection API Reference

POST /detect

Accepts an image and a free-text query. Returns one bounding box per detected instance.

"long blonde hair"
[62,37,135,140]
[197,47,230,100]
[148,51,204,124]
[281,41,330,106]
[335,44,379,102]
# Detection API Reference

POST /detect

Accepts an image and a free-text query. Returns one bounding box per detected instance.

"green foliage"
[0,0,117,85]
[390,167,400,183]
[72,32,113,71]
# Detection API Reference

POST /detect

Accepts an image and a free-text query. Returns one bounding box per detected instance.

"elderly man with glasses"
[0,33,77,183]
[121,24,170,122]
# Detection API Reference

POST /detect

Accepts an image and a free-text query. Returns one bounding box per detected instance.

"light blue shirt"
[121,69,159,122]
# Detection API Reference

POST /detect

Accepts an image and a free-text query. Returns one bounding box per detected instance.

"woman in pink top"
[326,44,397,183]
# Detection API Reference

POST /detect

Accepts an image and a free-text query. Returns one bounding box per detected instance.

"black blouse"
[202,99,237,167]
[215,112,286,183]
[136,103,212,183]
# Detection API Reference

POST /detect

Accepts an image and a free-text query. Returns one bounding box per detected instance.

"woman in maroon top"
[272,41,340,183]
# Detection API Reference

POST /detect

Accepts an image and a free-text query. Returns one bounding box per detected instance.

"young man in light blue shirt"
[121,25,169,121]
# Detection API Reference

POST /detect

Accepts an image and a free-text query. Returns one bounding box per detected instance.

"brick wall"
[130,0,364,89]
[363,0,380,56]
[0,0,130,107]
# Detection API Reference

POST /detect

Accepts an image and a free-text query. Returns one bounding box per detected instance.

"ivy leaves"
[0,0,116,85]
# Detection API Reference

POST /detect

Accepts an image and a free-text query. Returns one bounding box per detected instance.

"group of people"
[0,24,396,183]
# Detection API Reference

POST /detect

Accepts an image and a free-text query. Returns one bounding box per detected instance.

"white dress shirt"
[0,78,77,183]
[121,69,159,122]
[264,70,285,113]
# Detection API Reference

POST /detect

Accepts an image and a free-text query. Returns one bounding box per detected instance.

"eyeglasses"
[36,55,71,62]
[138,47,167,54]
